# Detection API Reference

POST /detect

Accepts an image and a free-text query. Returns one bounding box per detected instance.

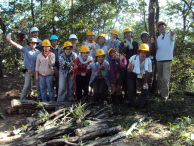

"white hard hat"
[69,34,77,40]
[30,27,39,34]
[141,31,149,35]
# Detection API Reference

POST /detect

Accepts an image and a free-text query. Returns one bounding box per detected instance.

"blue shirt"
[96,44,109,61]
[18,45,40,70]
[108,39,121,50]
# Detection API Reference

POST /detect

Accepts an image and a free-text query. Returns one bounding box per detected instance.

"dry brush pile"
[7,99,145,146]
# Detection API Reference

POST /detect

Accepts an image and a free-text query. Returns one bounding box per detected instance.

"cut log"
[89,107,109,117]
[85,116,146,146]
[11,99,72,110]
[11,124,76,146]
[67,126,122,143]
[75,124,108,136]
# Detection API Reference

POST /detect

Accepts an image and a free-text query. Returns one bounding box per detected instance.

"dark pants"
[76,75,90,100]
[127,72,149,108]
[92,78,107,101]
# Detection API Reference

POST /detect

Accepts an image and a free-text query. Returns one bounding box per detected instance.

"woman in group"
[108,48,127,103]
[107,29,121,50]
[87,49,110,102]
[57,41,77,102]
[35,40,55,102]
[74,45,93,100]
[6,33,40,100]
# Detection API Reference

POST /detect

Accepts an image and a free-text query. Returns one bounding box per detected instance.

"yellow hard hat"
[42,39,51,46]
[80,45,90,53]
[111,28,119,35]
[108,48,118,57]
[96,49,105,56]
[63,41,72,48]
[87,31,95,36]
[138,44,149,51]
[124,28,132,32]
[98,33,105,37]
[157,21,167,28]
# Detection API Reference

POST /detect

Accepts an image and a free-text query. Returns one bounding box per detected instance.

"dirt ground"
[0,77,191,146]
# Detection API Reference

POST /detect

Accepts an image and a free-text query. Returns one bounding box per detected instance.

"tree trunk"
[31,0,35,26]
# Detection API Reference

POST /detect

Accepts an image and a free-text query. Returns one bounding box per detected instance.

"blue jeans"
[20,69,40,100]
[57,73,74,102]
[39,76,54,101]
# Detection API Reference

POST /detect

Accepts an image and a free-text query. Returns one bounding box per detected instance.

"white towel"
[132,55,149,74]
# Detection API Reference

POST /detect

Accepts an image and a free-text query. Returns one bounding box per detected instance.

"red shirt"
[74,57,93,75]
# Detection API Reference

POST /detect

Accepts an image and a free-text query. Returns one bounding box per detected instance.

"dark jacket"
[119,40,138,60]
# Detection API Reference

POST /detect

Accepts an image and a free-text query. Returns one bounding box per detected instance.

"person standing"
[156,21,176,100]
[108,48,127,103]
[28,27,42,51]
[87,49,110,102]
[108,29,121,50]
[36,40,55,102]
[119,28,138,98]
[50,35,62,99]
[69,34,79,55]
[83,31,96,58]
[6,33,40,100]
[127,44,152,109]
[140,31,156,93]
[74,46,93,100]
[57,41,77,102]
[95,33,109,61]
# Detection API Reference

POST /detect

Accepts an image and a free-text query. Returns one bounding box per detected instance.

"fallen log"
[40,139,78,146]
[85,116,146,146]
[75,124,108,136]
[5,107,19,114]
[11,124,76,146]
[67,126,122,143]
[11,99,72,110]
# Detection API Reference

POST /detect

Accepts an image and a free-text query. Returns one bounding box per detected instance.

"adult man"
[156,21,176,100]
[69,34,79,55]
[83,31,96,58]
[127,44,152,108]
[29,27,42,51]
[50,35,62,98]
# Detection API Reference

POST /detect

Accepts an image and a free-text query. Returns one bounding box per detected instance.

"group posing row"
[6,21,176,108]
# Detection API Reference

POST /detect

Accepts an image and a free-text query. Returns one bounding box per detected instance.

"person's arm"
[48,53,55,67]
[6,33,23,49]
[35,55,40,81]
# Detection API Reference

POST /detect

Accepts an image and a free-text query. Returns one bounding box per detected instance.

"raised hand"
[170,29,175,36]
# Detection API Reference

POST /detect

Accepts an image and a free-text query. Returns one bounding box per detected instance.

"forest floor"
[0,76,194,146]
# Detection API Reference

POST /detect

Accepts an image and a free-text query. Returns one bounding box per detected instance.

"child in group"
[108,48,127,103]
[127,44,152,109]
[6,33,40,100]
[107,29,121,50]
[74,45,93,100]
[35,40,55,102]
[57,41,77,102]
[87,49,110,102]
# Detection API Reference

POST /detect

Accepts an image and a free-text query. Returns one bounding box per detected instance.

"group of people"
[6,20,176,109]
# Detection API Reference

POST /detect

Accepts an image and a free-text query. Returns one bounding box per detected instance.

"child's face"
[124,32,132,40]
[64,47,73,56]
[139,51,147,61]
[81,52,89,60]
[97,55,105,64]
[43,46,50,52]
[111,52,119,60]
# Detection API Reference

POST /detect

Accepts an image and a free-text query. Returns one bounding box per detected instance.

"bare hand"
[48,54,51,59]
[170,29,175,36]
[36,75,39,81]
[92,44,96,50]
[112,38,116,44]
